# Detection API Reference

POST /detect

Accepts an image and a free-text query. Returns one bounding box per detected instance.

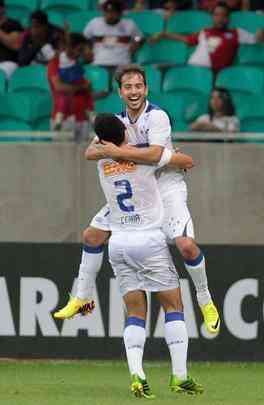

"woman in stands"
[190,87,240,132]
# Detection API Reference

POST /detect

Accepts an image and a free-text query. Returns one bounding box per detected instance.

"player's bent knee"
[83,226,110,247]
[176,236,199,259]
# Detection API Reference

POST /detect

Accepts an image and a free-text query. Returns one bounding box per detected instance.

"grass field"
[0,360,263,405]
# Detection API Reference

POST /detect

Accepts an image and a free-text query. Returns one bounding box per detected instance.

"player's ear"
[145,85,149,97]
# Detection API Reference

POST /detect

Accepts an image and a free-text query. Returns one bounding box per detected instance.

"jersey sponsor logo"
[103,161,137,176]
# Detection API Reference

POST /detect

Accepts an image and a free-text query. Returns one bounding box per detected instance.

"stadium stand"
[215,66,264,96]
[162,66,213,96]
[237,44,264,66]
[166,10,212,34]
[5,0,39,26]
[68,10,101,33]
[126,10,164,36]
[230,11,264,33]
[83,65,109,92]
[41,0,88,18]
[95,92,124,114]
[8,65,50,97]
[135,39,187,65]
[1,4,264,134]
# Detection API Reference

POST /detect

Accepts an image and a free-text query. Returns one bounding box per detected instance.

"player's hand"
[100,141,121,158]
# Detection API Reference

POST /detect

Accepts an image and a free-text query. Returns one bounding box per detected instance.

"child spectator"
[48,33,94,141]
[190,87,240,132]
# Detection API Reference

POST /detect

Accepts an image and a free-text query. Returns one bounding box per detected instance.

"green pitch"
[0,361,263,405]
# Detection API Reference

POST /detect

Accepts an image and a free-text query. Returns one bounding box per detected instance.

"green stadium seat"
[241,118,264,132]
[47,11,65,28]
[135,39,187,65]
[95,92,124,114]
[126,11,164,36]
[0,70,6,94]
[167,11,212,34]
[215,66,264,96]
[83,65,109,92]
[237,44,264,67]
[5,0,39,24]
[230,11,264,34]
[67,10,101,33]
[0,93,52,131]
[148,92,208,132]
[0,119,32,131]
[8,65,50,97]
[112,65,162,94]
[162,66,212,96]
[41,0,87,18]
[33,118,51,131]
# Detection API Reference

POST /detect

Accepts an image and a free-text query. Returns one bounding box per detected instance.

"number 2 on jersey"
[114,179,135,212]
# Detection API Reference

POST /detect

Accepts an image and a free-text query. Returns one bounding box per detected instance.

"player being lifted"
[54,64,220,335]
[86,112,203,397]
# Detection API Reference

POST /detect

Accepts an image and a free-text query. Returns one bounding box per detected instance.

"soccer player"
[90,112,203,397]
[54,64,220,335]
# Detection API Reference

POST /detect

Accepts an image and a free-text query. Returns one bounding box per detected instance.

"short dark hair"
[0,0,5,7]
[115,64,147,88]
[67,32,87,48]
[30,10,48,25]
[94,113,126,146]
[102,0,123,13]
[214,1,231,14]
[209,87,235,118]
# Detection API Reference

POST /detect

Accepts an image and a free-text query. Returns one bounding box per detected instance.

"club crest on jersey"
[103,161,137,176]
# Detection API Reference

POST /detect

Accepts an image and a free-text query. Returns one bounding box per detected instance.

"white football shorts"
[108,229,180,296]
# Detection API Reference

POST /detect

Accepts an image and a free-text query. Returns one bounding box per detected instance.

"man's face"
[67,43,83,60]
[213,6,229,29]
[31,20,47,41]
[119,72,148,113]
[104,9,121,25]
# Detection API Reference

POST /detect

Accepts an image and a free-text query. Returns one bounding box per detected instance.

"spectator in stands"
[83,0,143,69]
[18,11,63,67]
[150,2,263,73]
[199,0,249,11]
[190,87,240,132]
[0,0,23,79]
[247,0,263,10]
[48,34,94,142]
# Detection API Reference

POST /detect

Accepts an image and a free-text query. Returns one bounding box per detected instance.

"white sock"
[164,312,188,380]
[123,317,146,380]
[76,245,103,300]
[184,252,212,306]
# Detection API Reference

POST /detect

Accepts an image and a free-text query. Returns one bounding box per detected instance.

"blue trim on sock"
[165,312,184,323]
[83,244,104,254]
[184,252,204,267]
[125,316,146,329]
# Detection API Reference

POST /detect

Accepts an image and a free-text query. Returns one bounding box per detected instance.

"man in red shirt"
[151,2,261,73]
[47,35,94,142]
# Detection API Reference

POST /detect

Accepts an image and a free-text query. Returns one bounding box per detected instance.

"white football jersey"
[117,100,185,196]
[97,158,164,232]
